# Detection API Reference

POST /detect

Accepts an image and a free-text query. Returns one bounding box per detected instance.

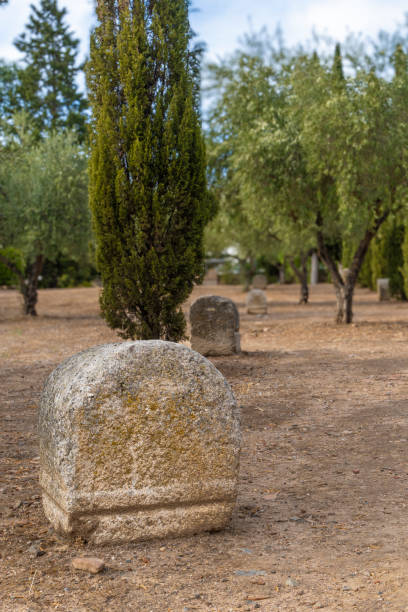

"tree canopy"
[13,0,88,140]
[0,124,90,314]
[206,31,408,321]
[88,0,215,340]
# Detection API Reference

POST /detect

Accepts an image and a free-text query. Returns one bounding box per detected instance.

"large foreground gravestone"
[377,278,390,301]
[39,341,241,544]
[190,296,240,356]
[252,274,267,290]
[246,289,268,315]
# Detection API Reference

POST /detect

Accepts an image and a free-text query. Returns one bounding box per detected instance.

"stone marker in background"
[377,278,390,301]
[310,252,319,285]
[252,274,267,290]
[39,341,241,544]
[203,267,218,285]
[190,295,240,356]
[246,289,268,315]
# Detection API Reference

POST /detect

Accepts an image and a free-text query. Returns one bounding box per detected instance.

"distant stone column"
[310,252,319,285]
[278,265,285,284]
[377,278,390,301]
[190,295,240,356]
[246,289,268,314]
[39,341,241,544]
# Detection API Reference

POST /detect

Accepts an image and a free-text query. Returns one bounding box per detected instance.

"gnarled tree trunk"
[316,206,390,324]
[288,252,310,305]
[20,255,44,316]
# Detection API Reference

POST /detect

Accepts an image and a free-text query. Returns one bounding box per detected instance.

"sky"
[0,0,407,66]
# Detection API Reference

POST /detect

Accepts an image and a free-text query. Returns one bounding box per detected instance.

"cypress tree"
[332,42,345,82]
[14,0,87,139]
[88,0,215,341]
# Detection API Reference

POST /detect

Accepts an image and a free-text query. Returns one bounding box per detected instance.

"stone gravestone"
[246,289,268,315]
[377,278,390,301]
[190,295,240,356]
[310,252,319,285]
[203,267,218,286]
[39,341,241,544]
[252,274,267,290]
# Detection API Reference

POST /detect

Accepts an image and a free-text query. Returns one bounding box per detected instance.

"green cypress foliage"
[332,42,345,82]
[14,0,87,139]
[88,0,214,341]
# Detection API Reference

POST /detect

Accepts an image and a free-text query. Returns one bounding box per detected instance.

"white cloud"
[191,0,407,61]
[286,0,406,46]
[1,0,407,67]
[0,0,94,63]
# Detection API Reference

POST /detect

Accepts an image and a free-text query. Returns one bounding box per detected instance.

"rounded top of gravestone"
[190,295,239,328]
[246,289,267,305]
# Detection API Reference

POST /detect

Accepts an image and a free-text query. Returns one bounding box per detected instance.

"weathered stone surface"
[39,341,241,544]
[377,278,390,301]
[72,557,105,574]
[190,296,240,356]
[246,289,268,315]
[252,274,267,290]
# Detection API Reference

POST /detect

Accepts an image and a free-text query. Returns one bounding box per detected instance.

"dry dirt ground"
[1,283,408,611]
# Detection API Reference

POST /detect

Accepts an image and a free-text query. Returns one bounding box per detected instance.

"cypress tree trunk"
[88,0,214,340]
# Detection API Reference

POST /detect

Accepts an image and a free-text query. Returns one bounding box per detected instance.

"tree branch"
[315,212,343,287]
[0,252,23,280]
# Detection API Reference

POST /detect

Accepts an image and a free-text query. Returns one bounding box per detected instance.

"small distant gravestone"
[190,295,240,356]
[252,274,267,290]
[39,341,241,544]
[310,252,319,285]
[203,267,218,285]
[377,278,390,301]
[246,289,268,315]
[340,267,351,283]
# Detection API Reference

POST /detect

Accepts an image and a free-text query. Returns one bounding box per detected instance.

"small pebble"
[28,544,45,558]
[286,577,299,587]
[72,557,105,574]
[250,577,266,585]
[235,570,267,577]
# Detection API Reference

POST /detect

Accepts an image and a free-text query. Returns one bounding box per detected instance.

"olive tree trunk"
[20,255,44,316]
[288,252,310,305]
[317,208,390,324]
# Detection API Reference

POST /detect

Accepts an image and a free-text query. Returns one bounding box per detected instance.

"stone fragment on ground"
[72,557,105,574]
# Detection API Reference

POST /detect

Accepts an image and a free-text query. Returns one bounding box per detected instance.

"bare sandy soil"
[1,283,408,611]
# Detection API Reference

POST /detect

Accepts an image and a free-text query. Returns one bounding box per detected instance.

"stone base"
[43,492,235,544]
[247,308,267,315]
[191,332,241,356]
